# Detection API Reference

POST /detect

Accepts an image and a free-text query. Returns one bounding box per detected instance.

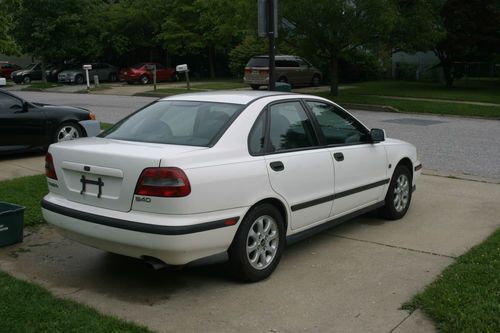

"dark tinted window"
[307,101,369,145]
[248,112,266,154]
[102,101,243,146]
[0,93,23,113]
[246,57,269,67]
[269,102,317,152]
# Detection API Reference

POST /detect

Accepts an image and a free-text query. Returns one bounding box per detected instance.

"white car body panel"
[42,91,421,267]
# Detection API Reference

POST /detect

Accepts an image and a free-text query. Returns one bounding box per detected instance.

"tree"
[434,0,500,87]
[0,0,20,55]
[11,0,102,81]
[282,0,398,95]
[157,0,248,78]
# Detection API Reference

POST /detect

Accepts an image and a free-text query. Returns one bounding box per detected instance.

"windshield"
[101,100,244,146]
[131,63,145,69]
[25,63,36,69]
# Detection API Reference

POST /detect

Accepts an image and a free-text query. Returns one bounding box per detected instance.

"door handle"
[270,161,284,171]
[334,152,344,162]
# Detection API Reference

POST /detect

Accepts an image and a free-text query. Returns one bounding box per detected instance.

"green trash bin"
[0,202,25,246]
[275,82,292,92]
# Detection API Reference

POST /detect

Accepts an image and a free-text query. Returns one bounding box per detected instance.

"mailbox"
[176,64,188,72]
[83,64,92,70]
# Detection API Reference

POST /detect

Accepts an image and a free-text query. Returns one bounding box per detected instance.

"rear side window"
[102,101,243,146]
[248,112,266,155]
[268,102,318,152]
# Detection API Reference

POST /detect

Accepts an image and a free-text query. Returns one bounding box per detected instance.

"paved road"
[14,91,500,179]
[15,91,155,124]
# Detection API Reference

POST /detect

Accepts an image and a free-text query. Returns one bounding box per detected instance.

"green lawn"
[0,175,47,227]
[318,80,500,118]
[404,229,500,333]
[0,271,152,333]
[191,81,247,90]
[338,80,500,104]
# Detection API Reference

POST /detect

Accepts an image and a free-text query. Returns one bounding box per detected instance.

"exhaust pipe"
[142,256,168,271]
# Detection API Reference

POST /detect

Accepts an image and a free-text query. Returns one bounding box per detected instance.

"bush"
[228,36,268,77]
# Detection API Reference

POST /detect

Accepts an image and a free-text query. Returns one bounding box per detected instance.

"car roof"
[160,90,292,105]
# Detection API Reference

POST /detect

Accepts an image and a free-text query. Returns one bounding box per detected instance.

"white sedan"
[42,91,421,282]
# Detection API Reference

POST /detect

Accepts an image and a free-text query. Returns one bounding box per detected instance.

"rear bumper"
[41,194,246,265]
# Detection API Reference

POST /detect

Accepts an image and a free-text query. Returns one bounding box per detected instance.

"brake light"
[135,167,191,197]
[45,153,57,180]
[244,67,252,74]
[89,112,96,120]
[259,69,269,75]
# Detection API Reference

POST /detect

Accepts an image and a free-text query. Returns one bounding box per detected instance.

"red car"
[119,62,177,85]
[0,62,22,78]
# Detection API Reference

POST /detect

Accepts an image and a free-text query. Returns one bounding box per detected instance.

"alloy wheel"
[246,215,279,270]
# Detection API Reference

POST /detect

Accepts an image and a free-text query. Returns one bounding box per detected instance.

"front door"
[305,100,388,216]
[263,101,334,230]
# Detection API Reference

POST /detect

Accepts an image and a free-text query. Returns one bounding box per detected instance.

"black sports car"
[0,89,100,153]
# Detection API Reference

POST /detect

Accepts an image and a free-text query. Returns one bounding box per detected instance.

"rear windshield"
[246,57,269,67]
[101,101,244,146]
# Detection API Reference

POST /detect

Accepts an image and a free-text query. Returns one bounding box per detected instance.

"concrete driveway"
[1,174,499,333]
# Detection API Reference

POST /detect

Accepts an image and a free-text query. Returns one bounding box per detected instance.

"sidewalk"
[0,154,45,181]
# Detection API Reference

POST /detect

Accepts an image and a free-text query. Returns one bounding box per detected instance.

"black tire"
[108,73,117,82]
[228,203,285,282]
[75,74,84,85]
[380,165,412,220]
[140,75,150,85]
[53,122,83,143]
[23,76,31,84]
[311,74,321,87]
[250,84,260,90]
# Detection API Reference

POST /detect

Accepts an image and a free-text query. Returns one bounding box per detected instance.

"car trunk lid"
[49,137,205,212]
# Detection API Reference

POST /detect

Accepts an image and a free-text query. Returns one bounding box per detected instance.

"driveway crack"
[328,234,457,259]
[388,311,412,333]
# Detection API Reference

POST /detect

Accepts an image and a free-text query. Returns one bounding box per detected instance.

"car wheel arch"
[53,120,86,143]
[393,157,413,182]
[236,197,289,237]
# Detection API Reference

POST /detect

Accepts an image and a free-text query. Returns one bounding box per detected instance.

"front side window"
[0,93,23,113]
[101,101,243,146]
[306,101,369,145]
[268,101,317,152]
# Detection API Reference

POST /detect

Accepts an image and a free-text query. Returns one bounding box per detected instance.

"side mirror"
[370,128,385,143]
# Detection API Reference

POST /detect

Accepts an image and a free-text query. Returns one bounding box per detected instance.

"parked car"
[42,91,421,282]
[11,63,43,84]
[0,89,100,153]
[58,63,119,84]
[119,62,177,85]
[244,55,322,90]
[46,63,80,83]
[0,62,22,78]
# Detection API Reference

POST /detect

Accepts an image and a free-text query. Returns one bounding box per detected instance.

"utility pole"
[268,0,276,91]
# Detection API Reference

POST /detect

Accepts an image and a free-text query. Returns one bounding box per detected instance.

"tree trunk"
[208,44,215,79]
[330,56,339,96]
[41,60,46,83]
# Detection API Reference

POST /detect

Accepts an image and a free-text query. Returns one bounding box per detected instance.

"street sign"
[83,64,92,70]
[258,0,278,38]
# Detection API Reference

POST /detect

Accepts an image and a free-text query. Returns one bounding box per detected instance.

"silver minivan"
[244,55,322,90]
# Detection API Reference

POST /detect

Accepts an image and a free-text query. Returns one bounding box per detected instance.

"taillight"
[244,67,252,74]
[259,69,269,75]
[89,112,96,120]
[45,153,57,180]
[135,167,191,197]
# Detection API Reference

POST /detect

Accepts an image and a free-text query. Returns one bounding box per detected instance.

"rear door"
[305,100,388,216]
[263,100,334,230]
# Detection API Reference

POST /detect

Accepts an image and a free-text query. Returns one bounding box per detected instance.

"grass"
[339,80,500,104]
[21,82,62,90]
[0,271,152,333]
[191,81,247,90]
[317,80,500,118]
[403,229,500,333]
[0,175,48,227]
[100,122,114,130]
